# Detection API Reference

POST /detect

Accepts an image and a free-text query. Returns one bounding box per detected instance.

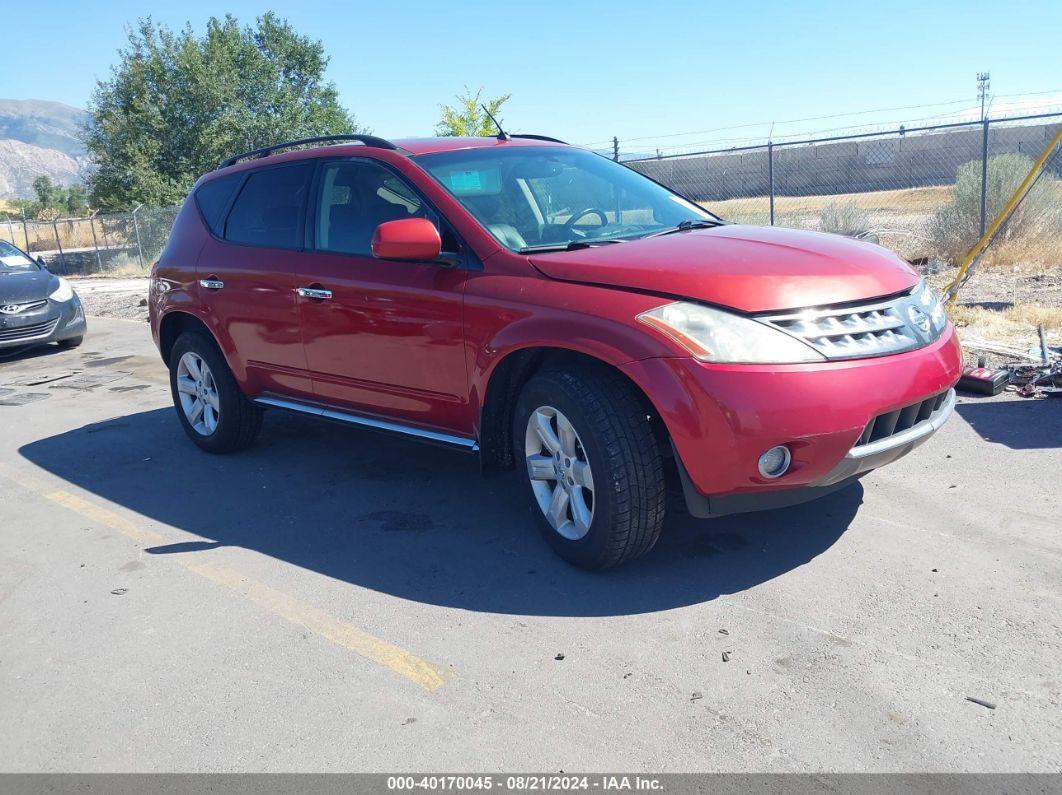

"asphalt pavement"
[0,317,1059,772]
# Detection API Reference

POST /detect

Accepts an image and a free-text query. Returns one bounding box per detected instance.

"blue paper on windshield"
[446,167,501,196]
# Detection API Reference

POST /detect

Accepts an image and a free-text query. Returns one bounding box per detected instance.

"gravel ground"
[70,277,149,322]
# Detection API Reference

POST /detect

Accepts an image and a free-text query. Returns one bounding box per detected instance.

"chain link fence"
[0,205,180,276]
[626,113,1062,274]
[2,111,1059,282]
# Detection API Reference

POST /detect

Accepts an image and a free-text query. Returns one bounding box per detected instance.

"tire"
[57,335,83,349]
[514,365,666,570]
[168,330,262,453]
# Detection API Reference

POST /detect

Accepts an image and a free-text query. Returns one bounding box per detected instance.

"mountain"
[0,99,87,156]
[0,99,91,199]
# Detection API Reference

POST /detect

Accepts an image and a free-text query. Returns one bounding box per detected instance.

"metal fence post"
[89,212,103,272]
[51,217,67,273]
[21,209,29,250]
[979,117,990,236]
[132,205,145,269]
[767,141,775,226]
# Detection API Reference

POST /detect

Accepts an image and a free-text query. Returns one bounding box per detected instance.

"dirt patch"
[71,277,149,322]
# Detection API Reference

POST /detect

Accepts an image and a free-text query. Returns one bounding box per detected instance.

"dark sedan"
[0,240,86,355]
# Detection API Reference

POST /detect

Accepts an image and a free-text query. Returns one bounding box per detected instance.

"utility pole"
[977,72,991,236]
[612,136,619,162]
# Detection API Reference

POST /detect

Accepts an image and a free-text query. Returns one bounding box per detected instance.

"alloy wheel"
[175,352,220,436]
[524,406,595,540]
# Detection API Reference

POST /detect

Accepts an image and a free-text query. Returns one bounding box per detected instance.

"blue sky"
[4,0,1060,154]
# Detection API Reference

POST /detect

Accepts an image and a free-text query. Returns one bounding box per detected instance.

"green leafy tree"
[435,86,511,137]
[12,176,91,219]
[85,13,364,210]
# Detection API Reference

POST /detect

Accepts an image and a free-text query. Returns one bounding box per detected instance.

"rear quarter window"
[223,163,313,249]
[194,173,242,236]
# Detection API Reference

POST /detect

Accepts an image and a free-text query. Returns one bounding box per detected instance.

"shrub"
[929,153,1054,264]
[818,203,872,237]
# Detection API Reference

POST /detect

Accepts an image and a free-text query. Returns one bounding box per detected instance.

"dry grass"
[703,185,954,220]
[700,182,1062,270]
[950,303,1062,352]
[0,216,141,253]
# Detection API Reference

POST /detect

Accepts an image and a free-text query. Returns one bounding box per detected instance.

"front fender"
[463,273,675,429]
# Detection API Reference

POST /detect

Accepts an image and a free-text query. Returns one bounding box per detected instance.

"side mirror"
[36,255,48,269]
[371,218,442,262]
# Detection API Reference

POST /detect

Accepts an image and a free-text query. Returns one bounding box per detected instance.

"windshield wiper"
[644,219,722,238]
[518,239,626,253]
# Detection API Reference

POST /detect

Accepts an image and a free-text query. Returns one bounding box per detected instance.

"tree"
[11,176,91,219]
[435,86,511,137]
[84,14,364,210]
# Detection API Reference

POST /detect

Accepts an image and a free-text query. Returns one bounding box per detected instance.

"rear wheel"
[514,365,666,570]
[169,331,261,453]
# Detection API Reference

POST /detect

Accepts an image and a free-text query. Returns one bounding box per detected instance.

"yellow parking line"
[0,462,452,692]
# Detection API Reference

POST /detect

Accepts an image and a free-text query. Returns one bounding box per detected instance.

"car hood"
[528,225,919,312]
[0,269,56,304]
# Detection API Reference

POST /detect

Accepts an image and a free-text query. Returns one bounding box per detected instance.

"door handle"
[199,279,224,290]
[297,287,333,300]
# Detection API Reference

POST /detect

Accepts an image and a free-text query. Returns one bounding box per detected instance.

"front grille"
[854,389,952,448]
[0,318,59,342]
[0,300,47,314]
[757,287,939,360]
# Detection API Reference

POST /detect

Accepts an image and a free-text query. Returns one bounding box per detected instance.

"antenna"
[481,104,510,140]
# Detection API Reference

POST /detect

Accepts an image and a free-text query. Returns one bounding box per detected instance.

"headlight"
[638,301,826,363]
[915,279,947,333]
[49,277,73,302]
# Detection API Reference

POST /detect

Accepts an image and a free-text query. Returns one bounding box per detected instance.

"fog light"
[758,445,791,479]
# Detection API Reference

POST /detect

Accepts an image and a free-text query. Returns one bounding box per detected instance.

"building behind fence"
[1,111,1059,277]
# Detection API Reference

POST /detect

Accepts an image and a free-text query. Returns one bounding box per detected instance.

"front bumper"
[621,323,963,516]
[0,296,86,350]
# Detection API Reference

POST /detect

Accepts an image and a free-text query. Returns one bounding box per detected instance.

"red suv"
[150,133,961,569]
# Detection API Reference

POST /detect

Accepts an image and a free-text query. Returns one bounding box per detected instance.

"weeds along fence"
[0,205,180,276]
[625,112,1062,272]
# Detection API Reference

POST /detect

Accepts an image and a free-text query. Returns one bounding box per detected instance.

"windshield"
[416,146,717,252]
[0,240,38,273]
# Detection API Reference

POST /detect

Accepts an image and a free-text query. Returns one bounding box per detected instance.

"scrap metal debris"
[965,696,997,710]
[961,327,1061,399]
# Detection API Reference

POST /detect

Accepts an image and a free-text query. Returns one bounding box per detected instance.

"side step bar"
[254,396,479,453]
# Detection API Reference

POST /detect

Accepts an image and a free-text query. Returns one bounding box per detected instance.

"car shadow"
[0,342,68,364]
[956,397,1062,449]
[19,408,861,617]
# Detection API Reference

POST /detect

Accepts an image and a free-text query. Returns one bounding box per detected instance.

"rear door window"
[224,164,313,249]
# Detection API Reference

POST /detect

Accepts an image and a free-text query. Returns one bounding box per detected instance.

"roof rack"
[217,134,400,169]
[511,134,568,144]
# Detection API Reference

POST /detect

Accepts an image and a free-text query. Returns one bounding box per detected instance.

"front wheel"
[169,331,262,453]
[514,365,666,570]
